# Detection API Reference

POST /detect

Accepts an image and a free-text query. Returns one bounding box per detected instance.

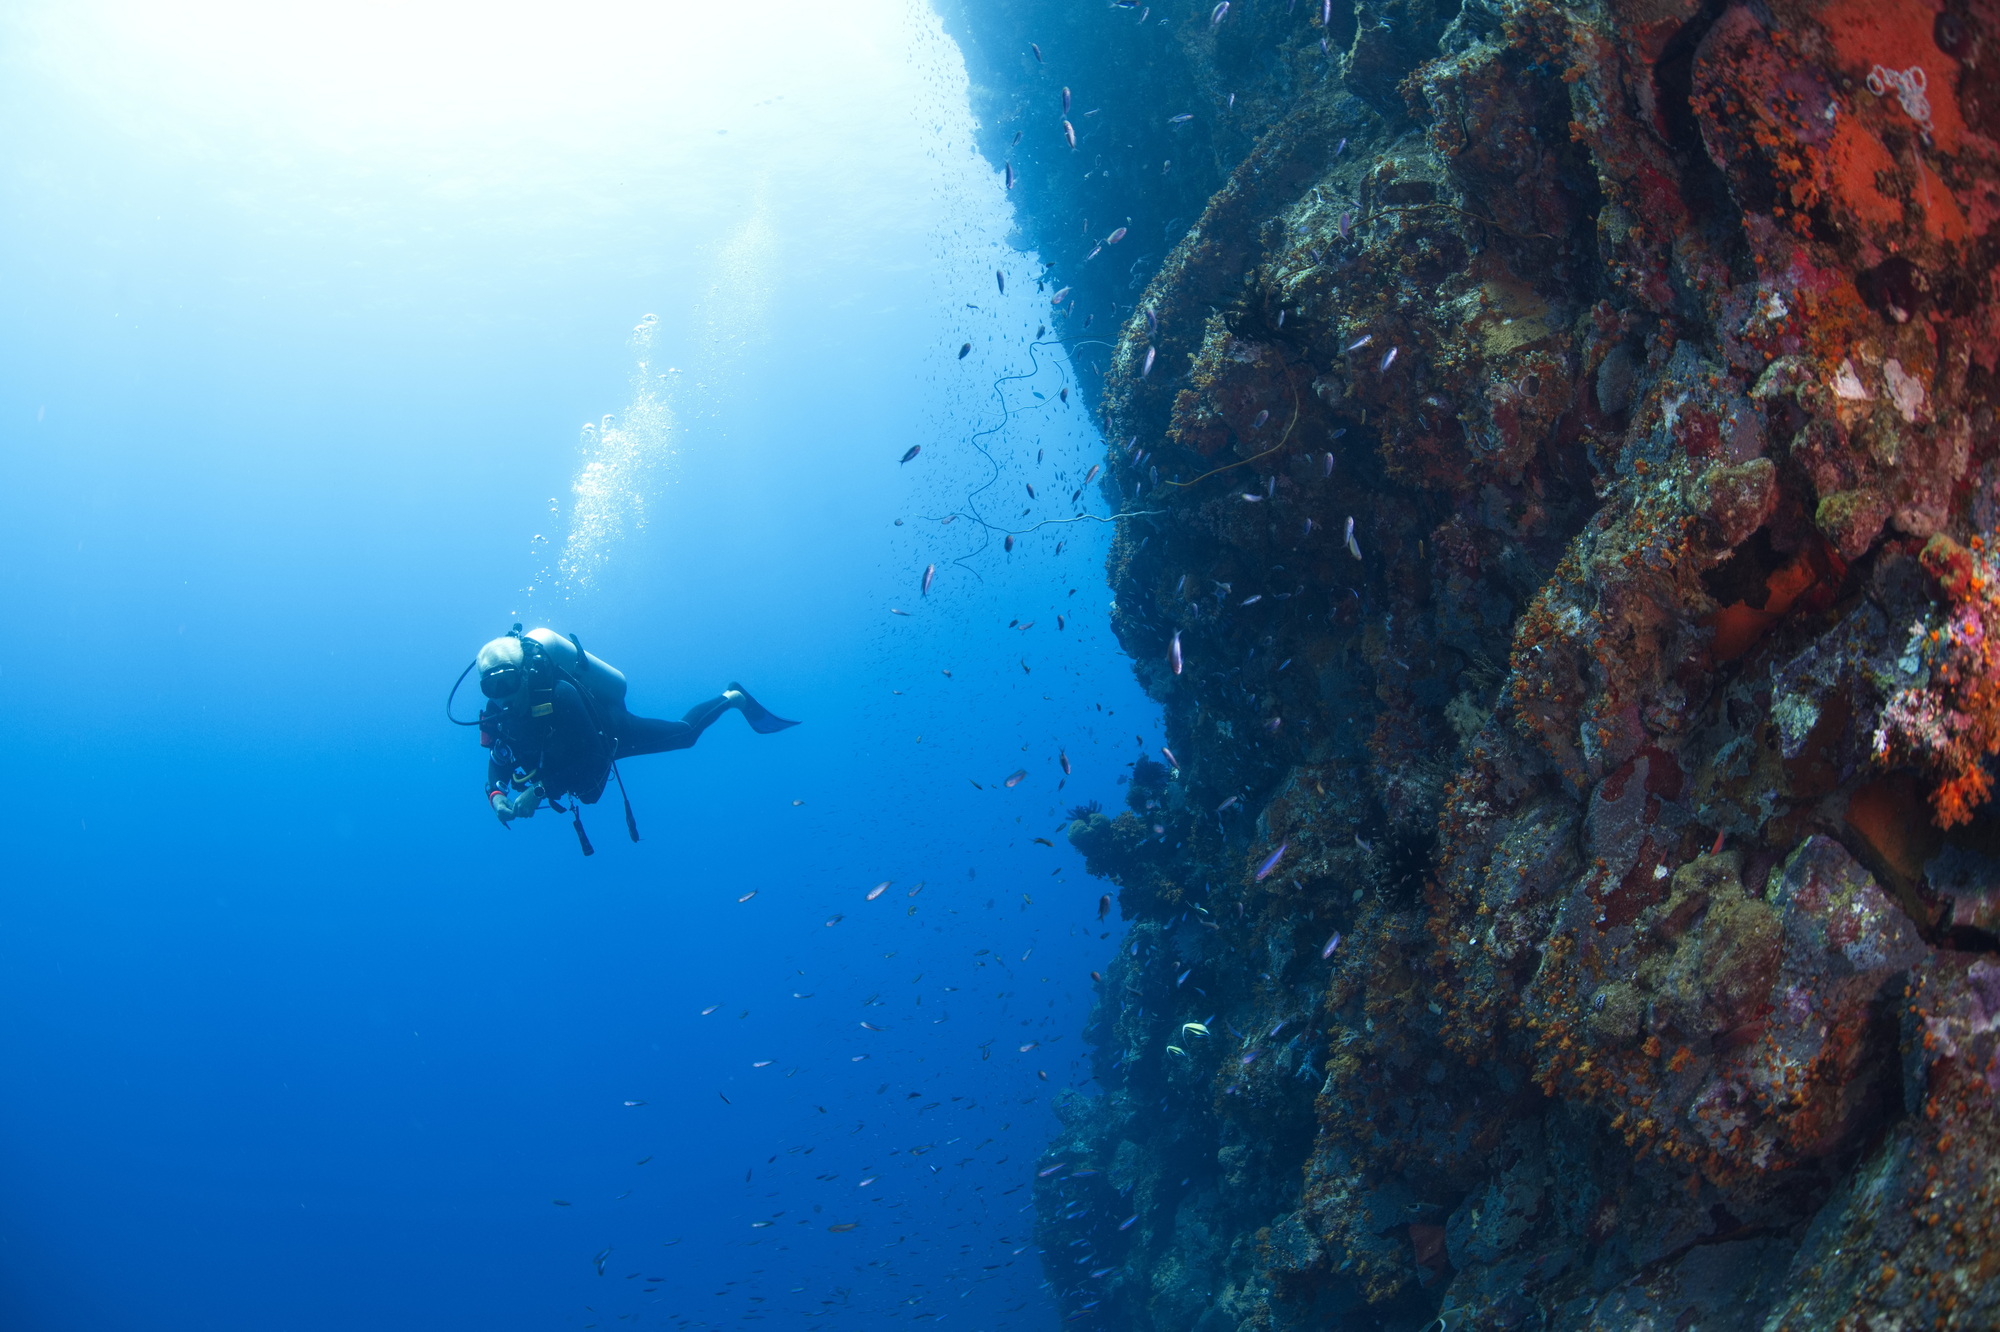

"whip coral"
[1875,535,2000,826]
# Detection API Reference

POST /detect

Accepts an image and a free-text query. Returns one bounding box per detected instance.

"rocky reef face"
[936,0,2000,1327]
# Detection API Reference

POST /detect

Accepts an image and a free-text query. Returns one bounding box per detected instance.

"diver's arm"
[486,754,517,822]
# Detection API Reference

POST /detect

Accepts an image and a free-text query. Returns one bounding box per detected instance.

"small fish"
[1060,388,1068,403]
[1106,226,1127,244]
[996,270,1005,295]
[1240,492,1263,502]
[859,1022,885,1032]
[1098,894,1111,920]
[1338,211,1351,239]
[1335,136,1347,156]
[826,914,845,926]
[1169,630,1183,674]
[1063,119,1076,148]
[1241,594,1262,606]
[1091,1267,1115,1278]
[1322,0,1331,23]
[1346,333,1372,352]
[1321,931,1343,959]
[1004,535,1016,552]
[1169,113,1193,124]
[828,1222,859,1232]
[1057,613,1067,630]
[1020,1042,1039,1053]
[1005,161,1015,190]
[1254,840,1288,881]
[752,1060,773,1068]
[1344,516,1361,560]
[1323,452,1335,477]
[1059,750,1072,775]
[1031,42,1043,61]
[866,882,889,901]
[624,1099,647,1107]
[1061,86,1071,112]
[1005,769,1028,788]
[1142,346,1156,377]
[553,1199,572,1206]
[738,891,757,903]
[1210,1,1229,26]
[1161,746,1179,770]
[1176,969,1191,986]
[890,608,911,616]
[1119,1215,1138,1231]
[1091,970,1104,981]
[1038,1163,1066,1177]
[1379,346,1398,372]
[700,1005,720,1015]
[1033,837,1054,847]
[1085,463,1100,484]
[1251,409,1269,429]
[1216,795,1240,813]
[1026,483,1036,499]
[922,564,936,596]
[1166,1044,1187,1055]
[1182,1022,1210,1037]
[900,445,921,464]
[908,882,925,896]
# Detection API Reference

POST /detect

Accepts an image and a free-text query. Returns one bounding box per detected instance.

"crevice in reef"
[937,0,2000,1324]
[1651,0,1753,291]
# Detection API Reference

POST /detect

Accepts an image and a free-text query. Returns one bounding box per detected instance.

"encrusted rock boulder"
[937,0,2000,1323]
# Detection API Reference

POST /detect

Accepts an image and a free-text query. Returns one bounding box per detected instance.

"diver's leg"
[612,710,702,759]
[611,688,797,758]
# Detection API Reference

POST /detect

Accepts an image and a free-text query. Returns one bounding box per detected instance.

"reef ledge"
[938,0,2000,1327]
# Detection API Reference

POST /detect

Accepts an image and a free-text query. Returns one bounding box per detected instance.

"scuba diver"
[450,625,798,854]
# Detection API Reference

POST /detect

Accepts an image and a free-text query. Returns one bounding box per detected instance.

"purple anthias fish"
[1106,226,1128,244]
[1255,840,1288,881]
[1005,161,1015,189]
[1161,746,1179,769]
[1322,931,1343,959]
[1169,630,1183,674]
[922,563,936,595]
[901,444,921,463]
[1339,211,1351,239]
[1379,345,1399,372]
[1142,345,1156,376]
[1211,1,1229,25]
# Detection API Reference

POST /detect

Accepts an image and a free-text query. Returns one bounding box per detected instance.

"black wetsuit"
[482,683,742,806]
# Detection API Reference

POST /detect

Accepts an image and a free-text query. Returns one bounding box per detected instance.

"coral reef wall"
[935,0,2000,1327]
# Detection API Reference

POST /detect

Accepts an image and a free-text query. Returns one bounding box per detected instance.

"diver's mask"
[479,665,523,698]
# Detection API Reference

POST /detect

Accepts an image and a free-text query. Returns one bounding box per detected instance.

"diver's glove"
[491,784,544,824]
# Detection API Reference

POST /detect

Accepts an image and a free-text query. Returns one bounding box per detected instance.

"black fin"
[727,682,800,734]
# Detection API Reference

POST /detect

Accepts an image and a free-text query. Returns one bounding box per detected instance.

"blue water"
[0,4,1161,1327]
